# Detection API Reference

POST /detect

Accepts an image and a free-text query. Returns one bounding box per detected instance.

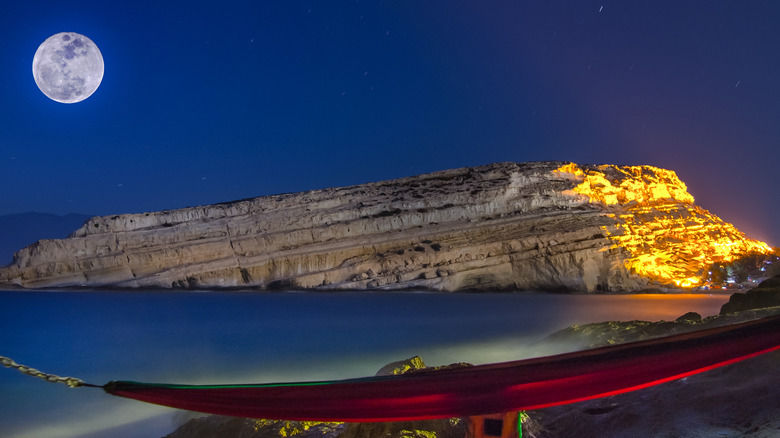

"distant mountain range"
[0,212,92,266]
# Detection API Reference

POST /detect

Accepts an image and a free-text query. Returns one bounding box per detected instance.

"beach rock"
[375,355,428,376]
[542,302,780,352]
[543,319,675,351]
[720,274,780,314]
[163,417,344,438]
[0,161,770,291]
[337,419,467,438]
[675,311,702,324]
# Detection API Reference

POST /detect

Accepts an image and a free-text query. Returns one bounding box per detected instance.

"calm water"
[0,290,730,438]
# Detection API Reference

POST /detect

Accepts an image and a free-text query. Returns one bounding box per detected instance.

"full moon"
[32,32,104,104]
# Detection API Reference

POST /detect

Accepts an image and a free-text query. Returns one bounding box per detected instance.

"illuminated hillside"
[556,163,773,287]
[1,161,772,292]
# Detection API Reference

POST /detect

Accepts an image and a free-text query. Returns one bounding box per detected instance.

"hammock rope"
[0,355,99,388]
[4,314,780,422]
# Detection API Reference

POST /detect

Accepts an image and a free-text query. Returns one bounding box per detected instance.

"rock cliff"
[0,161,771,291]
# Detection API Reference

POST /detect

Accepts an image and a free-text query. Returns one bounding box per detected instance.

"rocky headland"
[0,161,772,291]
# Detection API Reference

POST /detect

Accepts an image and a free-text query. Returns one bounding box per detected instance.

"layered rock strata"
[0,161,771,291]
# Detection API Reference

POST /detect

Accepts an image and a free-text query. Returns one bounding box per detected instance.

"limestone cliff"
[0,162,771,291]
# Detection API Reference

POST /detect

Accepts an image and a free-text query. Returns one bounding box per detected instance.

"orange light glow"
[555,164,773,288]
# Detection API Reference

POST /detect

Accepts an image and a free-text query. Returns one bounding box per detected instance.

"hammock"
[103,314,780,422]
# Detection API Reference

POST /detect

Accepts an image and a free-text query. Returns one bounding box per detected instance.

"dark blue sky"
[2,1,779,245]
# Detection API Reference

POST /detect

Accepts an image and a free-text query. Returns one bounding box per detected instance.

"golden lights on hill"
[555,163,773,288]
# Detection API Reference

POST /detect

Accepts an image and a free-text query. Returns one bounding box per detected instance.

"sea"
[0,290,731,438]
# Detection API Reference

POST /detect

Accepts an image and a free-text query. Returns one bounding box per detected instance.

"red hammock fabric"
[105,314,780,422]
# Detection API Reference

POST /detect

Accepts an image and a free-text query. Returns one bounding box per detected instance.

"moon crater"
[32,32,104,104]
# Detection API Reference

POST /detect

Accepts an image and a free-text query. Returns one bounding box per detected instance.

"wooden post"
[467,411,519,438]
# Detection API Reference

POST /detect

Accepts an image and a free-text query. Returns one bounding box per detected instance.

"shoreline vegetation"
[163,276,780,438]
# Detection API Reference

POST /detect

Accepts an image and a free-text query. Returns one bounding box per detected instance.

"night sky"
[2,1,779,246]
